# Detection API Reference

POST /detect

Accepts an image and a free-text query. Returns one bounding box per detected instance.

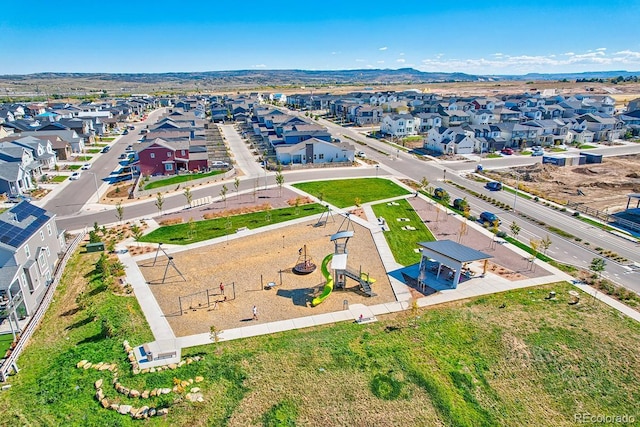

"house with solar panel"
[0,201,65,322]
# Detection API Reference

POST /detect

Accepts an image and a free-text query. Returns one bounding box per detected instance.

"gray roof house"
[0,201,65,322]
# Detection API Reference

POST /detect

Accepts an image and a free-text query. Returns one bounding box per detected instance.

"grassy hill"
[0,250,638,426]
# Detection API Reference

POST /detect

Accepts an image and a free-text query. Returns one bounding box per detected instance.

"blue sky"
[1,0,639,75]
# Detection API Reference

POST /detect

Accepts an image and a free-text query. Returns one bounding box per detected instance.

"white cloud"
[377,60,385,64]
[596,47,607,51]
[493,53,504,57]
[397,58,406,63]
[416,48,640,74]
[355,58,365,62]
[253,64,266,68]
[379,47,388,51]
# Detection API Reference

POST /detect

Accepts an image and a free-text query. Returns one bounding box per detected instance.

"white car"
[356,151,367,159]
[70,171,82,180]
[81,163,91,170]
[211,160,230,168]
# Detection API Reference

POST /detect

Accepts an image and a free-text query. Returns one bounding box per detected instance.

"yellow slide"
[311,254,334,307]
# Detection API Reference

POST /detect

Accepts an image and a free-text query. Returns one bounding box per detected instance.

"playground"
[137,216,394,336]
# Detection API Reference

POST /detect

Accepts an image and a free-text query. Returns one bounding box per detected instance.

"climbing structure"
[293,244,317,275]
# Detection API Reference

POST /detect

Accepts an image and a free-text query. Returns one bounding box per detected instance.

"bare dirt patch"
[484,154,640,212]
[137,219,394,337]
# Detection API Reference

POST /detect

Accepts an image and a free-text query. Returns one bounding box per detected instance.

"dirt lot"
[484,154,640,212]
[137,217,394,337]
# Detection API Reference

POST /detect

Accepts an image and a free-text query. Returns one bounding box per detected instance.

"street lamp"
[375,164,380,178]
[88,171,100,203]
[443,169,447,181]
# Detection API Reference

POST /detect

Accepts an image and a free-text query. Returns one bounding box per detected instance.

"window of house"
[39,251,47,269]
[46,246,50,256]
[165,163,173,171]
[319,153,324,160]
[181,150,186,156]
[47,223,52,236]
[24,245,30,258]
[150,153,155,159]
[40,230,44,241]
[167,151,172,157]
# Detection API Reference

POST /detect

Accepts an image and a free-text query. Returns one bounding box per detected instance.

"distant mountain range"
[0,68,638,92]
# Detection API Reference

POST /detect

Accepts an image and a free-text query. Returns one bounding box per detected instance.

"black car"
[101,146,110,153]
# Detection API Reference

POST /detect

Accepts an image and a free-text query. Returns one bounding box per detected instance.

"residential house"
[135,138,208,176]
[425,127,482,155]
[0,144,39,195]
[350,105,383,126]
[0,201,65,317]
[415,113,442,133]
[380,114,420,137]
[1,136,57,170]
[576,113,623,141]
[275,138,354,165]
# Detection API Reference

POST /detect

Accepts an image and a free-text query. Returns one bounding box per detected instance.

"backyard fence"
[0,231,86,382]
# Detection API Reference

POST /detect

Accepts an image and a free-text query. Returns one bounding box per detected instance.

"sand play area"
[137,217,394,337]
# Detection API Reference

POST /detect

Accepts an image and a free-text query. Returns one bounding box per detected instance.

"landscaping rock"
[132,368,140,375]
[118,405,132,415]
[188,378,194,384]
[1,385,11,391]
[150,389,157,397]
[149,367,155,373]
[110,403,119,411]
[141,368,149,374]
[129,406,138,416]
[178,361,186,367]
[99,364,111,371]
[195,376,204,383]
[157,408,169,416]
[141,390,150,399]
[161,388,171,395]
[186,358,193,364]
[148,408,157,417]
[76,360,88,369]
[129,389,140,398]
[93,362,104,370]
[94,379,103,389]
[82,362,93,370]
[136,406,149,419]
[95,389,104,401]
[190,387,200,393]
[100,398,109,409]
[167,363,177,370]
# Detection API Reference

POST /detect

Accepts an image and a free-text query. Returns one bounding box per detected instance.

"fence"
[0,231,86,382]
[566,203,640,232]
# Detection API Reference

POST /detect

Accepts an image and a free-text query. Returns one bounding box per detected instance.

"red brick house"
[135,138,208,176]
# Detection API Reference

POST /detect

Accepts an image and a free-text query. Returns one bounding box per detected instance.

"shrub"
[496,231,508,238]
[572,211,580,217]
[159,217,183,226]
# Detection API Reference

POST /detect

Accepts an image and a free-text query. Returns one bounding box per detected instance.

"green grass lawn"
[486,153,502,158]
[86,149,101,154]
[67,165,82,170]
[143,171,225,190]
[51,175,68,183]
[76,155,93,161]
[293,178,410,208]
[550,147,567,152]
[0,333,14,357]
[577,144,597,149]
[140,204,325,244]
[1,253,638,427]
[99,137,116,142]
[371,198,435,265]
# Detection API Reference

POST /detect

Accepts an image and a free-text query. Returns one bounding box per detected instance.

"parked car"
[81,163,91,170]
[70,171,81,180]
[531,150,544,156]
[500,147,514,155]
[433,187,448,200]
[480,211,501,225]
[101,145,110,153]
[453,198,469,210]
[356,151,367,159]
[7,195,32,203]
[486,181,502,191]
[211,160,230,168]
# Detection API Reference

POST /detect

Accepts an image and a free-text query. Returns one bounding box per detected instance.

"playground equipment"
[314,204,335,227]
[151,243,186,283]
[293,244,317,274]
[311,213,377,307]
[177,283,235,315]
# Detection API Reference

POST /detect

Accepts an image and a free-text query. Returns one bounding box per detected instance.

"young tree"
[183,187,193,208]
[187,217,196,240]
[420,176,429,192]
[590,257,606,278]
[275,169,284,197]
[540,234,552,254]
[510,221,521,239]
[155,193,164,216]
[234,176,240,199]
[130,223,143,244]
[115,202,124,224]
[529,238,540,271]
[220,184,228,208]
